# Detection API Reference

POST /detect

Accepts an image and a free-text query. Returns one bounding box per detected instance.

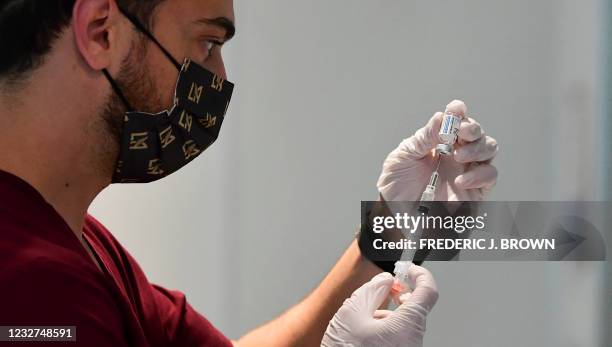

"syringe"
[413,110,461,265]
[420,156,442,203]
[389,261,412,305]
[419,110,461,204]
[412,156,441,266]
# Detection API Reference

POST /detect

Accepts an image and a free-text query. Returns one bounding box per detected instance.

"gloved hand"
[377,100,498,201]
[321,265,438,347]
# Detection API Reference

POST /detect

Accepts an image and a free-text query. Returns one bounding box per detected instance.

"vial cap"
[436,143,453,155]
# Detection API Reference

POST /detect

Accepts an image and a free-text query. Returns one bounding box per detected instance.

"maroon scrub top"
[0,170,232,347]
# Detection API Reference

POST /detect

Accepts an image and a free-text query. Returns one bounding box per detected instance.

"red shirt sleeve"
[151,285,233,346]
[0,166,232,347]
[83,215,233,347]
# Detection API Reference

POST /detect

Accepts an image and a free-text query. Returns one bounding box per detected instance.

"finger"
[401,265,439,312]
[390,301,428,333]
[457,117,482,143]
[349,272,394,315]
[454,135,499,163]
[396,111,443,159]
[398,292,412,303]
[396,100,468,160]
[455,163,498,190]
[445,99,468,119]
[373,309,393,320]
[378,293,392,310]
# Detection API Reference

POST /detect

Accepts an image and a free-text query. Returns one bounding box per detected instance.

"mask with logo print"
[103,7,234,183]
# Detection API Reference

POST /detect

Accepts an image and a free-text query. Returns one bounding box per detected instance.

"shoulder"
[83,214,117,242]
[82,214,129,257]
[83,214,130,249]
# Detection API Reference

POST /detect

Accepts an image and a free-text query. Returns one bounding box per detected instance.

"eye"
[202,39,223,60]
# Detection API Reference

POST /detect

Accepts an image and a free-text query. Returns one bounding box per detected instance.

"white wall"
[90,0,608,345]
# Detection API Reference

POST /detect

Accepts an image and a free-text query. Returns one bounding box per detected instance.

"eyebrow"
[195,17,236,42]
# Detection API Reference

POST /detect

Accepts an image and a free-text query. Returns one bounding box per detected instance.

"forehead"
[157,0,235,24]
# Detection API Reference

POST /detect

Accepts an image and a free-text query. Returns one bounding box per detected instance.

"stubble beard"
[94,40,163,182]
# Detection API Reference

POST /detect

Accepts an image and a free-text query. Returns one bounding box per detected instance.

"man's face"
[123,0,235,112]
[99,0,235,175]
[141,0,234,110]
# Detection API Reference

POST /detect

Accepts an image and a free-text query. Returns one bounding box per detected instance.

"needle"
[434,154,442,172]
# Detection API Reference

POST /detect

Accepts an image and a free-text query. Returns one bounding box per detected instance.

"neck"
[0,59,114,239]
[0,164,108,236]
[0,110,113,237]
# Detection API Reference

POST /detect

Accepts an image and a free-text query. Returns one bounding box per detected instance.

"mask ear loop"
[102,69,134,112]
[102,7,182,112]
[116,6,182,71]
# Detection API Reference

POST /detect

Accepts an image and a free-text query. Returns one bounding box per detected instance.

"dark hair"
[0,0,163,82]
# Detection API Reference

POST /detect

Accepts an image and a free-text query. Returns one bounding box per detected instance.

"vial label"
[439,112,461,144]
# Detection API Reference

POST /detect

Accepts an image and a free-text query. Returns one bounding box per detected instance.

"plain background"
[91,1,611,346]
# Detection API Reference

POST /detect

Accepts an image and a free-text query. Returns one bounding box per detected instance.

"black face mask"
[103,8,234,183]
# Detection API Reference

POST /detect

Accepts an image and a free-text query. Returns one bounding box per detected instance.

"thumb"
[348,272,394,316]
[400,264,439,312]
[395,112,443,160]
[395,99,468,160]
[382,265,438,339]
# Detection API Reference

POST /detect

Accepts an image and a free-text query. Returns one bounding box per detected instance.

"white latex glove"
[321,265,438,347]
[377,100,498,201]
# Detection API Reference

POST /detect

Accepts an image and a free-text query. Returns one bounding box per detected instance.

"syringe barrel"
[428,171,439,187]
[420,171,438,202]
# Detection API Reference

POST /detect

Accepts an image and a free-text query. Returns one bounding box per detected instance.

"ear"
[72,0,124,71]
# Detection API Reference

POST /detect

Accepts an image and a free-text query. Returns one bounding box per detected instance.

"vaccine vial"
[389,261,412,305]
[436,111,461,155]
